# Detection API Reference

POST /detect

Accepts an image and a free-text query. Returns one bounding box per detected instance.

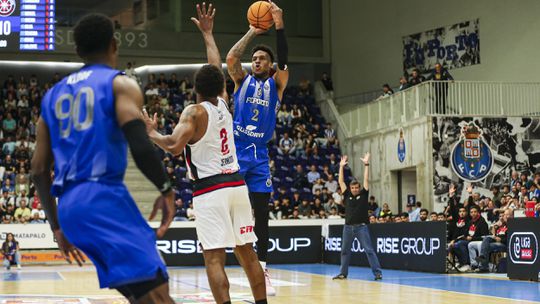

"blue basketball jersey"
[233,74,280,146]
[41,64,126,196]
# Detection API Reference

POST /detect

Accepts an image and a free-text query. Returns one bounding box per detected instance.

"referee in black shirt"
[333,153,382,281]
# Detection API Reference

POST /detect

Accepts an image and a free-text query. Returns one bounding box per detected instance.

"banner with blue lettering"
[403,19,480,76]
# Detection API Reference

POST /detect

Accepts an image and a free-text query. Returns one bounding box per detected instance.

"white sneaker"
[458,265,471,272]
[264,268,276,296]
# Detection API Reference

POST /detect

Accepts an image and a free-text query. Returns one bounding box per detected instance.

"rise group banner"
[157,225,322,266]
[324,222,447,273]
[403,19,480,76]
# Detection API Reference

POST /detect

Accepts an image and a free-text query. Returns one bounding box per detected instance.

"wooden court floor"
[1,264,539,303]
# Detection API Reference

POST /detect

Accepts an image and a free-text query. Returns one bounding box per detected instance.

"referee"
[333,153,382,281]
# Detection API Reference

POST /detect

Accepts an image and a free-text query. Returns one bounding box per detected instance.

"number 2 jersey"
[184,98,240,181]
[41,64,126,196]
[233,74,280,146]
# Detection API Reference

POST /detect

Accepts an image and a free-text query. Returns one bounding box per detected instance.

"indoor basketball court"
[3,264,540,303]
[2,0,540,303]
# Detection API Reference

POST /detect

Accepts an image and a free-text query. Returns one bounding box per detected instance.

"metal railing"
[338,81,540,136]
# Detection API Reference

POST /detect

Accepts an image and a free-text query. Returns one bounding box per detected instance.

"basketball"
[247,1,274,30]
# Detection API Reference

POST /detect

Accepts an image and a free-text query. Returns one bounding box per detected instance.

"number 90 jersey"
[41,64,126,196]
[233,75,280,146]
[184,98,239,181]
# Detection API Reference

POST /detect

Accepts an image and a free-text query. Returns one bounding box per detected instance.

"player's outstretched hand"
[191,2,215,34]
[53,229,85,266]
[142,108,158,134]
[150,190,175,238]
[268,0,284,28]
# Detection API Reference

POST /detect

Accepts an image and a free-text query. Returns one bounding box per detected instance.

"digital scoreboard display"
[0,0,55,51]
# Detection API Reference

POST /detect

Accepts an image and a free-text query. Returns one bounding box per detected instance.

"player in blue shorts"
[226,0,289,295]
[31,14,175,303]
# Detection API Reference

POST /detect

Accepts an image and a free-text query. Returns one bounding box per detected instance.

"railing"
[338,81,540,136]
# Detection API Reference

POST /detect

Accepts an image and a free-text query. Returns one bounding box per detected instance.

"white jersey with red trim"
[184,98,239,180]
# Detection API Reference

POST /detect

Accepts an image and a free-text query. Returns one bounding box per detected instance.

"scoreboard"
[0,0,55,51]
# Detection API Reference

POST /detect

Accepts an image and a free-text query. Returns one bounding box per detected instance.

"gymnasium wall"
[345,118,434,214]
[329,0,540,97]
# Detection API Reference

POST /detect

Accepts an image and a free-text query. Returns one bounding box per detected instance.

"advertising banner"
[507,218,540,281]
[157,225,322,266]
[0,224,56,249]
[324,222,447,273]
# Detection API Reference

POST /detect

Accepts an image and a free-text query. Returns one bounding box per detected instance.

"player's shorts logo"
[0,0,16,17]
[450,122,493,182]
[266,178,272,187]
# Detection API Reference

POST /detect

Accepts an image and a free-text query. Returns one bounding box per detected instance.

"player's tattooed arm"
[226,27,259,88]
[145,105,200,156]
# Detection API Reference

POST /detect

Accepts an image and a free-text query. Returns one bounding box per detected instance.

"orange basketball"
[247,1,274,30]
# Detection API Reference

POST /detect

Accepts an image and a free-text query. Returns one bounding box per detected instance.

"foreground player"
[32,14,175,303]
[143,4,267,304]
[226,0,289,294]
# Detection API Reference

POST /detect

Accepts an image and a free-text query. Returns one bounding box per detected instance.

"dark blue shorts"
[58,181,168,288]
[236,142,272,193]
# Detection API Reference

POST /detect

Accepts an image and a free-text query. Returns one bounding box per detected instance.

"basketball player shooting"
[142,3,267,304]
[226,0,289,295]
[31,14,176,303]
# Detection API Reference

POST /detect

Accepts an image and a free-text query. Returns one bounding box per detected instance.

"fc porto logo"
[0,0,15,17]
[450,122,493,182]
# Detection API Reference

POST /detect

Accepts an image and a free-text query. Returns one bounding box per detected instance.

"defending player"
[143,4,267,304]
[226,0,289,295]
[31,14,175,303]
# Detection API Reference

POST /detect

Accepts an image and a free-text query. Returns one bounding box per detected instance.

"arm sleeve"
[276,29,288,70]
[121,119,172,194]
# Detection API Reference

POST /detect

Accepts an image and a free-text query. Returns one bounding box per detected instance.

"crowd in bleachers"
[0,74,50,224]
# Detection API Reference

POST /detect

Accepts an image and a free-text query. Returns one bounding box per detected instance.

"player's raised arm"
[143,104,203,157]
[226,27,265,91]
[31,118,86,266]
[191,2,227,100]
[269,0,289,99]
[114,75,174,238]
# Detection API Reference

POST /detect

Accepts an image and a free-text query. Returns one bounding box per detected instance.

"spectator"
[475,209,513,273]
[408,68,425,86]
[325,174,338,194]
[291,104,303,125]
[445,183,462,222]
[307,165,321,184]
[280,199,293,219]
[1,204,15,223]
[269,200,282,220]
[277,104,292,126]
[419,209,429,221]
[15,189,28,207]
[291,192,301,208]
[400,212,410,222]
[448,207,470,267]
[491,185,503,207]
[293,132,306,157]
[14,200,31,222]
[2,136,16,156]
[378,84,394,99]
[2,233,21,270]
[173,199,188,221]
[289,209,301,220]
[312,180,324,195]
[0,192,14,209]
[3,112,17,137]
[321,72,333,91]
[378,203,392,217]
[428,63,453,82]
[298,200,312,218]
[30,212,45,224]
[293,165,309,189]
[30,203,46,221]
[124,62,138,81]
[2,178,15,195]
[368,196,378,213]
[168,73,180,91]
[312,198,324,217]
[369,215,377,224]
[15,167,29,194]
[456,206,489,272]
[408,202,422,222]
[186,202,195,221]
[328,207,341,219]
[437,213,447,222]
[398,76,410,91]
[277,132,295,155]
